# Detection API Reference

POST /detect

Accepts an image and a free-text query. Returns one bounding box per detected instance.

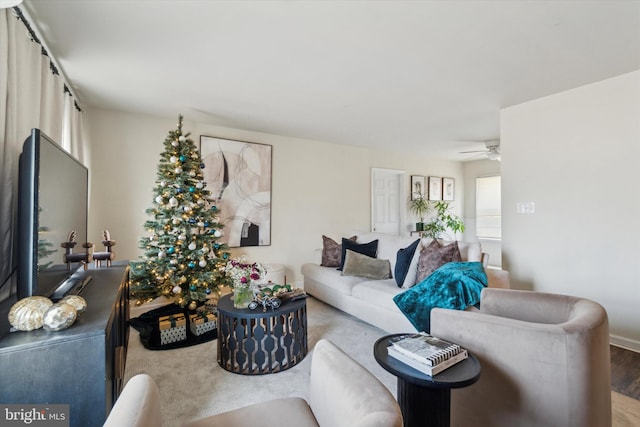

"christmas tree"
[130,115,232,309]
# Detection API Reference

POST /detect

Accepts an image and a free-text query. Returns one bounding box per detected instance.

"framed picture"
[442,177,455,201]
[200,136,272,247]
[410,175,426,200]
[428,176,442,201]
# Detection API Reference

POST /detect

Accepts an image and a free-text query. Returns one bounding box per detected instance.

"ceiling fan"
[460,140,501,161]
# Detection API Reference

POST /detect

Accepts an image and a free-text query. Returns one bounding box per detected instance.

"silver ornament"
[42,302,77,332]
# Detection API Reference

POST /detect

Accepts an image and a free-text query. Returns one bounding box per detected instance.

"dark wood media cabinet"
[0,261,130,427]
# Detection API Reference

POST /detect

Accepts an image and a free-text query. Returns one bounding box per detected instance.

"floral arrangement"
[225,257,265,285]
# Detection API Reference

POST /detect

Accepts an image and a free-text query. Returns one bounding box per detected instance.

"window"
[476,176,501,239]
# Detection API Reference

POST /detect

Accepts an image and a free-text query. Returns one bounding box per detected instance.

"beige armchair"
[104,339,403,427]
[430,288,611,427]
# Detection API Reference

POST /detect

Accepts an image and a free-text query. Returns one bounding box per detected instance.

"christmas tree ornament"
[188,242,197,250]
[169,197,178,206]
[189,301,197,311]
[179,135,186,142]
[161,180,166,187]
[200,163,205,169]
[158,251,166,258]
[155,196,163,204]
[170,156,178,163]
[171,140,179,147]
[188,262,196,268]
[175,167,183,174]
[179,155,186,162]
[173,285,182,294]
[199,260,207,267]
[196,182,203,189]
[214,230,222,238]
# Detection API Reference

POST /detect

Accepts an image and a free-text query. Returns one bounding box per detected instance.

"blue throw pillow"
[394,239,420,287]
[393,262,487,333]
[338,238,378,270]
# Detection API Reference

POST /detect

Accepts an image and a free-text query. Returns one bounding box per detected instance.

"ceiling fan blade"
[459,149,487,154]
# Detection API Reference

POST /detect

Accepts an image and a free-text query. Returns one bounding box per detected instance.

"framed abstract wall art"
[442,177,455,201]
[200,136,272,247]
[428,176,442,201]
[410,175,426,200]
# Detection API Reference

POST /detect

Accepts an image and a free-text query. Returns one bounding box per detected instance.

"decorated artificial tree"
[130,115,232,310]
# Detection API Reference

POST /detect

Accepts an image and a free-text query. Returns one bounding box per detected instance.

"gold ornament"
[8,296,53,331]
[60,295,88,315]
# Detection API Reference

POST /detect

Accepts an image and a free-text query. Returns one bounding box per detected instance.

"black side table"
[217,293,308,374]
[374,334,481,427]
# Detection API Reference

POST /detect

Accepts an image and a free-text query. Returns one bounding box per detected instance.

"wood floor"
[611,345,640,400]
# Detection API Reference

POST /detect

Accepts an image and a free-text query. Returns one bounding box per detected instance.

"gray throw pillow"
[341,249,391,280]
[321,235,356,267]
[416,240,462,282]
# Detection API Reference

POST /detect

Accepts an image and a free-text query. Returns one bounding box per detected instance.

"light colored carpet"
[124,296,640,427]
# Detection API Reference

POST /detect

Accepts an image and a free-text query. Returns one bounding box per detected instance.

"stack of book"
[387,332,468,376]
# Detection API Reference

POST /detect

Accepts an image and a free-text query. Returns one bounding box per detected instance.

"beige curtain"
[0,8,83,299]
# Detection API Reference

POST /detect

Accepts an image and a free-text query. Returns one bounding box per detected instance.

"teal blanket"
[393,261,487,333]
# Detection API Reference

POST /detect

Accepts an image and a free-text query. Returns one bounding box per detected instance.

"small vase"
[233,281,253,309]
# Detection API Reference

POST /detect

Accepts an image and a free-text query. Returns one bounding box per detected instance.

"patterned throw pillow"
[416,240,462,282]
[321,235,356,267]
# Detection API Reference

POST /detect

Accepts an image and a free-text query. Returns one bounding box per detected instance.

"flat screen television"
[17,129,91,300]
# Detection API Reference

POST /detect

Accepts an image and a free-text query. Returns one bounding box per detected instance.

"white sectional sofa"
[301,232,509,334]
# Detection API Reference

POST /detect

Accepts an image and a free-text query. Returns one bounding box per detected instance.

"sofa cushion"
[394,261,488,332]
[301,264,366,296]
[352,279,406,312]
[339,238,378,270]
[394,239,420,287]
[416,239,462,282]
[342,250,391,280]
[321,235,356,267]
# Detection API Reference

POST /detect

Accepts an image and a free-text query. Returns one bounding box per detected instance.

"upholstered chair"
[104,339,403,427]
[430,288,611,427]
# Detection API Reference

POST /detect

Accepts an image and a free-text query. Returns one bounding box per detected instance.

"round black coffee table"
[217,293,308,374]
[374,333,481,427]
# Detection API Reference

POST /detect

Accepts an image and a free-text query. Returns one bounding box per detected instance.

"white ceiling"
[20,0,640,160]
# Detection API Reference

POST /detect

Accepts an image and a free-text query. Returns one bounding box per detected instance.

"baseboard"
[610,334,640,353]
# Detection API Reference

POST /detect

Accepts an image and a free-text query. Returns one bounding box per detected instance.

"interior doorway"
[371,168,405,235]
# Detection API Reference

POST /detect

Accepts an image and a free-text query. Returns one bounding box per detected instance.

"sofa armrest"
[486,268,510,289]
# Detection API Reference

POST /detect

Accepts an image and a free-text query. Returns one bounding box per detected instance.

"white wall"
[85,108,464,286]
[501,70,640,350]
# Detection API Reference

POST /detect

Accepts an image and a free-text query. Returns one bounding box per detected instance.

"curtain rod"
[12,6,82,112]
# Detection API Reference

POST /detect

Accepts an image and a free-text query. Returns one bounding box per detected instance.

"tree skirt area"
[129,304,216,350]
[123,296,640,427]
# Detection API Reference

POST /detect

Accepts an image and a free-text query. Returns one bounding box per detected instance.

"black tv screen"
[17,129,89,299]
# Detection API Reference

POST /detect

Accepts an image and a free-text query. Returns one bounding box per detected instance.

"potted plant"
[422,201,465,240]
[409,194,430,231]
